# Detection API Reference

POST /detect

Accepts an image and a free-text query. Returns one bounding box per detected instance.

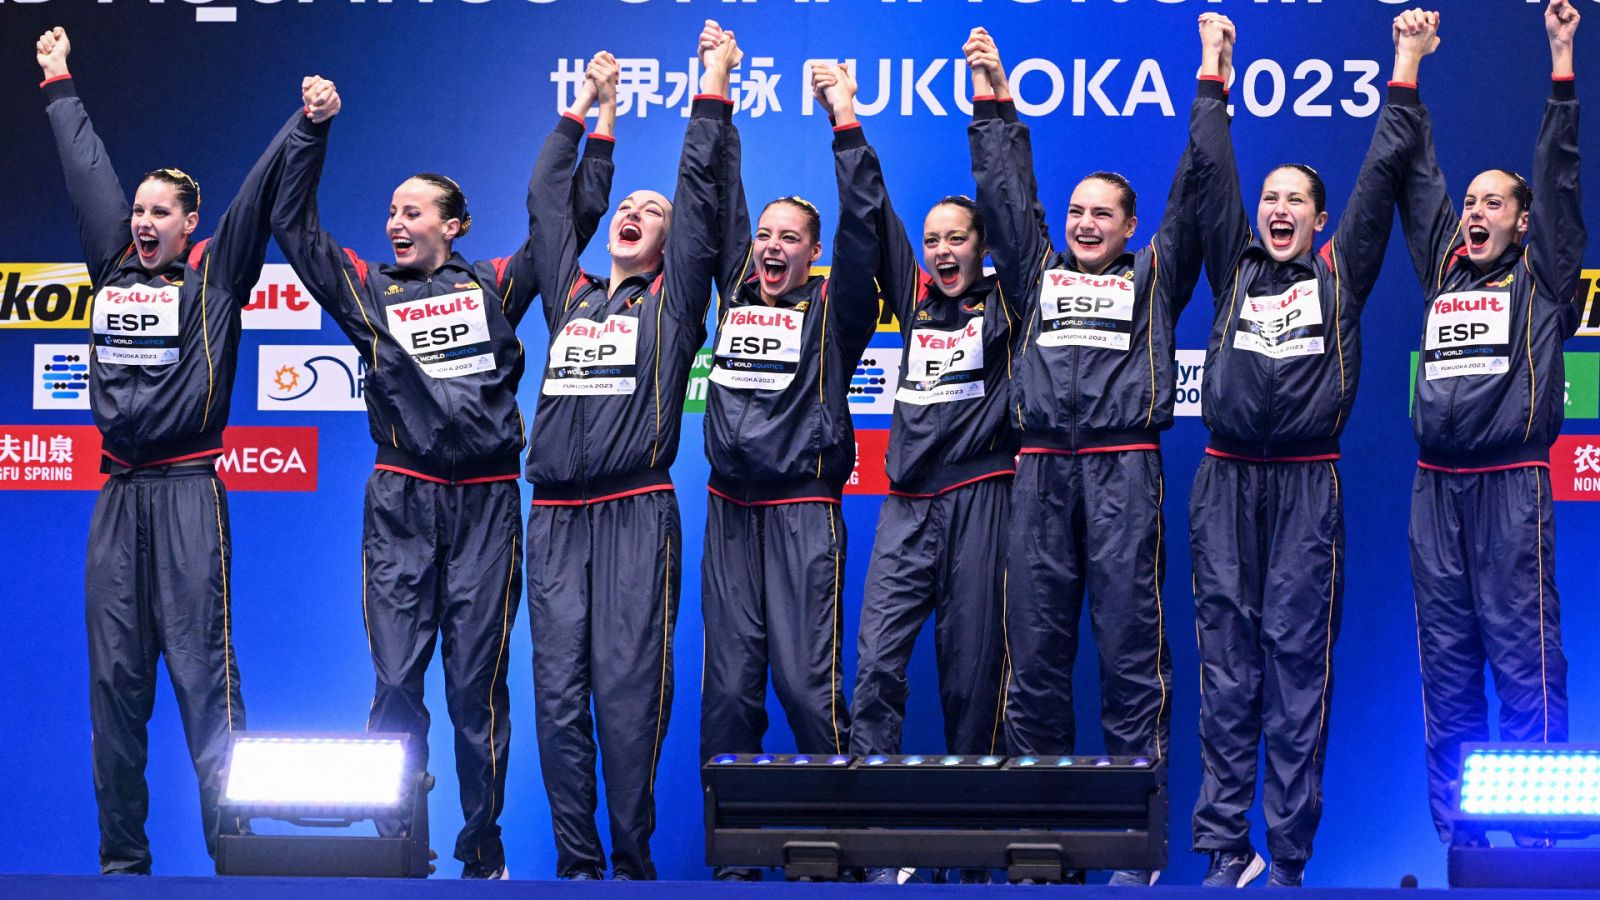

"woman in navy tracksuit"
[820,60,1015,772]
[1186,12,1430,887]
[698,26,881,788]
[269,74,611,879]
[520,37,732,881]
[1400,0,1584,850]
[37,26,298,875]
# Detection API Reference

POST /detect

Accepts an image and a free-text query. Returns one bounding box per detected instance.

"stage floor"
[0,875,1590,899]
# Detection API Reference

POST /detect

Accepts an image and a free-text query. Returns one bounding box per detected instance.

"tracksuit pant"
[1004,451,1173,760]
[86,463,245,874]
[528,489,681,880]
[363,470,522,873]
[850,477,1010,756]
[1190,455,1342,862]
[1410,465,1568,843]
[701,496,850,761]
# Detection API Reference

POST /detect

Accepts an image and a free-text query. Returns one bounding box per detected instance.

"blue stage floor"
[0,876,1592,899]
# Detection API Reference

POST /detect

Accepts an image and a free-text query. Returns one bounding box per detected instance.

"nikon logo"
[0,265,94,329]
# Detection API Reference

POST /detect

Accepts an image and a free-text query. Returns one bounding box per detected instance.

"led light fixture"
[702,753,1166,882]
[1449,743,1600,890]
[215,732,432,878]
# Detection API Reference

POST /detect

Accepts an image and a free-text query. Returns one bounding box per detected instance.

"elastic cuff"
[832,122,868,150]
[691,95,730,121]
[582,135,615,161]
[972,93,996,102]
[1553,77,1576,101]
[971,96,1001,121]
[1198,78,1226,101]
[556,113,585,141]
[997,97,1019,123]
[586,132,615,143]
[41,74,77,103]
[1387,83,1420,107]
[296,113,331,136]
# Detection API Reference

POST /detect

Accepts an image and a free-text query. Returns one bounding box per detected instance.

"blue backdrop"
[1,0,1597,888]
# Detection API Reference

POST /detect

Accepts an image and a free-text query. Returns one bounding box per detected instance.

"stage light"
[215,732,431,878]
[223,735,406,811]
[702,753,1167,882]
[1449,743,1600,890]
[714,754,738,765]
[792,756,812,765]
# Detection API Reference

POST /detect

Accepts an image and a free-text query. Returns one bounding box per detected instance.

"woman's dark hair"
[1269,163,1327,214]
[931,194,986,246]
[141,168,201,214]
[1081,172,1137,218]
[1498,169,1535,215]
[761,195,822,245]
[409,172,473,237]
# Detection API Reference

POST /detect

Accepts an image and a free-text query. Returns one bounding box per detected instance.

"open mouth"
[936,263,961,286]
[392,236,414,257]
[618,223,643,245]
[1073,234,1103,250]
[1268,222,1296,249]
[760,257,789,287]
[136,236,160,258]
[1467,225,1491,251]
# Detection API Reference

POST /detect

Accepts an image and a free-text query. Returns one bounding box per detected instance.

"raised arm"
[659,31,737,348]
[37,28,133,282]
[1393,12,1459,291]
[820,65,893,361]
[811,63,920,336]
[1326,11,1432,304]
[1530,0,1584,317]
[1191,13,1252,301]
[517,51,619,329]
[705,22,754,311]
[268,78,381,357]
[206,110,304,300]
[966,29,1049,321]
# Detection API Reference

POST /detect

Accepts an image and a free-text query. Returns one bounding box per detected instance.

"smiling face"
[1461,170,1529,267]
[1065,177,1137,274]
[130,179,198,272]
[1257,167,1328,263]
[922,203,984,297]
[608,189,672,275]
[753,201,821,303]
[387,178,460,272]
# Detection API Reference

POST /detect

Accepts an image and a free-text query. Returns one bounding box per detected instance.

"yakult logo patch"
[1038,269,1135,350]
[1423,291,1511,380]
[385,289,494,379]
[898,318,984,405]
[92,284,181,366]
[710,306,806,391]
[544,313,641,396]
[1233,278,1324,359]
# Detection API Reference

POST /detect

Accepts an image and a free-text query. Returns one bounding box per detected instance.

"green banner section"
[683,348,713,413]
[1408,351,1599,419]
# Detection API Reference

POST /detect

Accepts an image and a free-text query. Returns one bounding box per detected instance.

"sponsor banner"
[258,345,368,411]
[1576,269,1600,337]
[1407,352,1599,420]
[214,427,319,492]
[242,264,322,330]
[0,264,94,328]
[849,347,901,415]
[33,343,91,410]
[1175,348,1205,417]
[0,263,322,331]
[683,348,713,413]
[0,425,317,492]
[1551,434,1600,502]
[0,425,105,489]
[845,428,891,496]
